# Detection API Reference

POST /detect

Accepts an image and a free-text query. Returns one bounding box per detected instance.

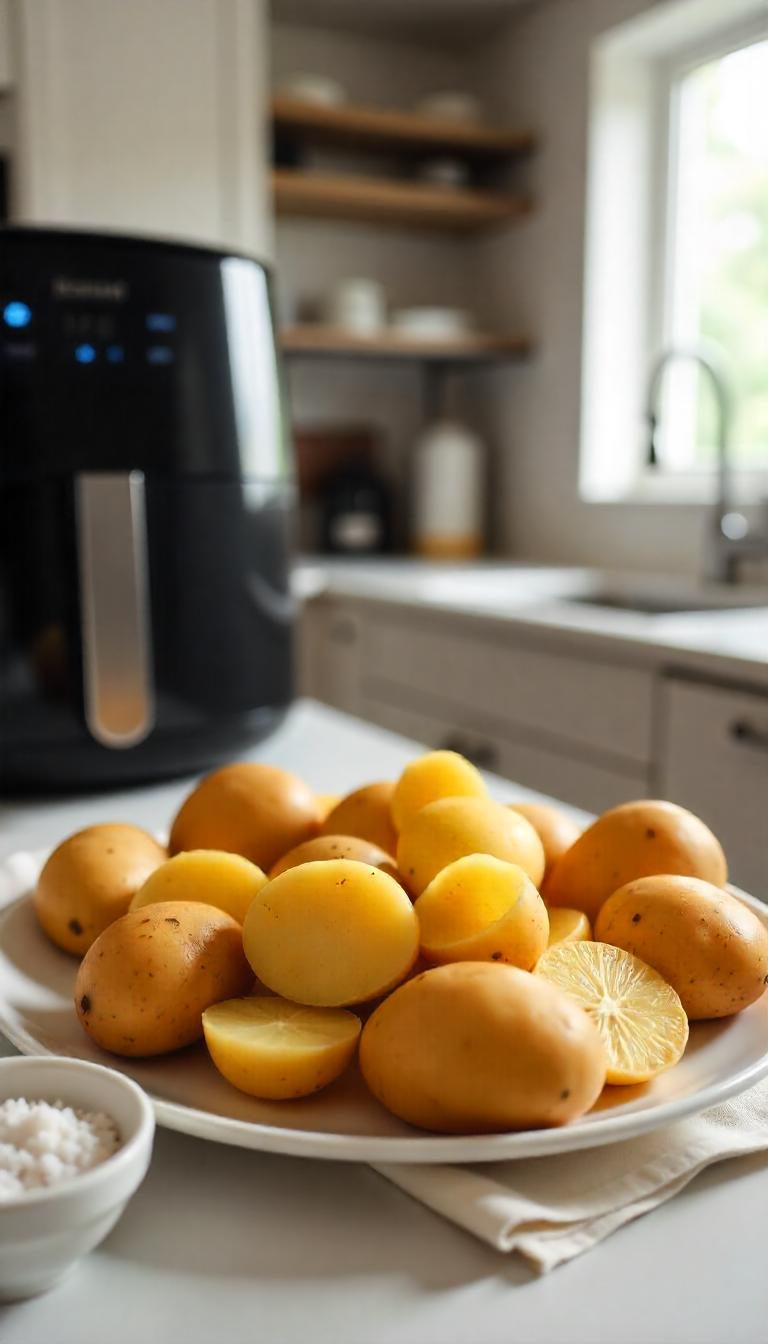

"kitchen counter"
[1,701,767,1344]
[295,558,768,687]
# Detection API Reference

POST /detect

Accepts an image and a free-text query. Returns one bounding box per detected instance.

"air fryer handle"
[76,472,155,748]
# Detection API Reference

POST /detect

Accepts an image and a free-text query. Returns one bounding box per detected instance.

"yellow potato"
[203,996,361,1100]
[243,859,418,1006]
[391,751,487,832]
[547,908,592,946]
[507,802,582,881]
[169,763,319,871]
[397,797,545,898]
[129,850,267,924]
[315,793,341,822]
[543,800,727,922]
[269,834,399,882]
[360,962,607,1133]
[75,901,252,1056]
[595,875,768,1020]
[320,781,398,855]
[35,824,166,956]
[415,856,548,969]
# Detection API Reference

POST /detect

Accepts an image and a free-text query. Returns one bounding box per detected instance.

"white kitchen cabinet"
[302,596,652,813]
[357,690,648,814]
[298,599,364,717]
[361,610,654,764]
[658,677,768,897]
[8,0,270,255]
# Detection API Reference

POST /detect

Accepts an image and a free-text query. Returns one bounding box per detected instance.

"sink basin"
[565,590,768,615]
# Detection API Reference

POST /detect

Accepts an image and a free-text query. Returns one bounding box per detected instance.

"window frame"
[644,14,768,488]
[579,0,768,508]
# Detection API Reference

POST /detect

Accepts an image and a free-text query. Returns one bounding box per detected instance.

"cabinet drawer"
[357,694,647,815]
[361,616,654,765]
[659,679,768,897]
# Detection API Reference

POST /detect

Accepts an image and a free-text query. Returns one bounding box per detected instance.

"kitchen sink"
[564,590,768,615]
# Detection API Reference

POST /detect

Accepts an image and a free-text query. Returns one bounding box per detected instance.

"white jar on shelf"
[411,419,486,559]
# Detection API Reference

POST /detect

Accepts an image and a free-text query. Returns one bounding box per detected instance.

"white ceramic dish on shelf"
[0,1054,155,1301]
[390,307,473,340]
[0,847,766,1166]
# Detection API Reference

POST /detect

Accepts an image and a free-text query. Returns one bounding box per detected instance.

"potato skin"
[320,782,398,856]
[595,876,768,1020]
[397,797,546,898]
[35,824,166,956]
[543,800,727,922]
[169,763,319,871]
[507,803,582,881]
[269,834,399,882]
[360,962,607,1133]
[74,901,252,1056]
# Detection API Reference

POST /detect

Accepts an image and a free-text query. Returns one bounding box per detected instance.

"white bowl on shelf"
[277,74,347,107]
[391,307,474,340]
[0,1055,155,1302]
[415,92,484,124]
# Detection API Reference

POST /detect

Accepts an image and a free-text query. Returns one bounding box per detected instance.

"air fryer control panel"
[1,229,290,482]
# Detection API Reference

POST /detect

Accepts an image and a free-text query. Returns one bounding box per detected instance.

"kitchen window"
[654,34,768,476]
[580,2,768,504]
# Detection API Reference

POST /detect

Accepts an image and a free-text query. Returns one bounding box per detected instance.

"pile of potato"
[32,750,768,1135]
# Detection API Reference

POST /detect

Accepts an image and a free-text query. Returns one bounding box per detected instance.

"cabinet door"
[659,679,768,897]
[10,0,269,253]
[357,693,647,815]
[299,600,363,715]
[361,614,654,765]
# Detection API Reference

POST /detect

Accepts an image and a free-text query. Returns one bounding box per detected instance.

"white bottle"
[412,419,485,559]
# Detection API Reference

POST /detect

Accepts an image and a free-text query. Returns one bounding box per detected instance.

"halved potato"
[203,996,361,1099]
[243,859,419,1006]
[415,855,548,970]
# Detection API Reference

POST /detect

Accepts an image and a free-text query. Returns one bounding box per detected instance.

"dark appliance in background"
[0,227,296,790]
[319,461,393,556]
[0,157,8,223]
[294,424,395,555]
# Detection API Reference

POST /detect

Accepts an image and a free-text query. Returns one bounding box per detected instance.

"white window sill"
[590,471,768,507]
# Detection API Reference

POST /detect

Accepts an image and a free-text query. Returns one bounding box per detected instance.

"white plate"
[1,848,767,1164]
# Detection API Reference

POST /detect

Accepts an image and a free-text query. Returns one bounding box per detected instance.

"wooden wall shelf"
[273,170,531,231]
[272,94,535,161]
[281,326,532,363]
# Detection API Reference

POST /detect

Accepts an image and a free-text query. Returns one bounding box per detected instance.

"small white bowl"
[0,1055,155,1301]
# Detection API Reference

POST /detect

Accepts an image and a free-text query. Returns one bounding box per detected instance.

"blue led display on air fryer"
[3,301,32,329]
[146,312,176,333]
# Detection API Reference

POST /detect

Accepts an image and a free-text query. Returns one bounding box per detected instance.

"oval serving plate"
[0,847,766,1164]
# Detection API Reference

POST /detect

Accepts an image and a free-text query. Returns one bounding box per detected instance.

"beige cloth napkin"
[371,1077,768,1273]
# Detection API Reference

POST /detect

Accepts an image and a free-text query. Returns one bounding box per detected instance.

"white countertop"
[1,702,767,1344]
[296,558,768,686]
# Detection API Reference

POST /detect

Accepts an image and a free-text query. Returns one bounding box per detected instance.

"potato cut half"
[535,941,689,1085]
[243,859,419,1006]
[203,997,361,1100]
[415,855,548,970]
[546,907,592,947]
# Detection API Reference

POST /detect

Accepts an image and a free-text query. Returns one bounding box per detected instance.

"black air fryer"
[0,227,295,789]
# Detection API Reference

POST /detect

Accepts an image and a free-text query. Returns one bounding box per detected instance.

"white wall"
[474,0,727,575]
[10,0,271,257]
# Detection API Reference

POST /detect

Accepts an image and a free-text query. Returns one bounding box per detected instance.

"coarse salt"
[0,1098,120,1201]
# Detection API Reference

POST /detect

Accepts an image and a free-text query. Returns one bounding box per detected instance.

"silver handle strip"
[77,471,154,748]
